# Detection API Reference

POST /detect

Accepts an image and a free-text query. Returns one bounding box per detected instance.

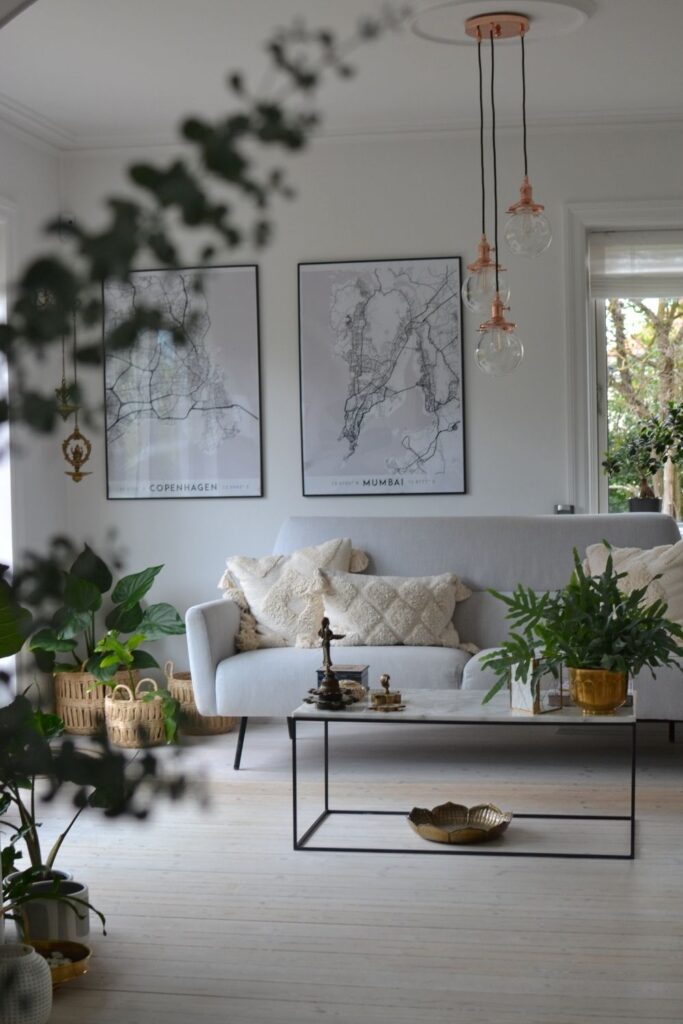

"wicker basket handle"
[135,677,159,699]
[164,660,174,680]
[111,683,135,702]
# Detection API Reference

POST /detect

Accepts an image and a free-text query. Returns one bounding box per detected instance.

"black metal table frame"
[291,715,637,860]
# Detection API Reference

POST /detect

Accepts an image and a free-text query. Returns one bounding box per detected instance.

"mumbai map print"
[298,257,464,495]
[103,265,261,499]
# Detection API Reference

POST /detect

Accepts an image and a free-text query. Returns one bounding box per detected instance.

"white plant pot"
[0,943,52,1024]
[20,879,90,943]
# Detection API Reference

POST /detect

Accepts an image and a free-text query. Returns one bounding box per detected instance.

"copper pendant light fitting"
[506,174,545,214]
[466,234,506,274]
[478,293,516,333]
[465,12,529,40]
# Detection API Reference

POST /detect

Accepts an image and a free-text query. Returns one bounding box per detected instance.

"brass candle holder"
[370,674,404,712]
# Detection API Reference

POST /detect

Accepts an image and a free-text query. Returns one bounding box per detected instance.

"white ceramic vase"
[0,943,52,1024]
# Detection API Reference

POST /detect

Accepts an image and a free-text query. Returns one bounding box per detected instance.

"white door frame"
[564,199,683,513]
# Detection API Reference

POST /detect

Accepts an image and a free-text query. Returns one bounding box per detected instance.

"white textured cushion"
[319,569,471,648]
[219,538,359,649]
[585,541,683,624]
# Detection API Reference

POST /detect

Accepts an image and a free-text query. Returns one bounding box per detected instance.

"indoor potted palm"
[602,401,683,512]
[29,547,184,735]
[481,545,683,715]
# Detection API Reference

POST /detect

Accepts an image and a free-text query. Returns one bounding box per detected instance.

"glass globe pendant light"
[504,29,552,258]
[476,293,524,375]
[461,33,509,312]
[475,24,523,375]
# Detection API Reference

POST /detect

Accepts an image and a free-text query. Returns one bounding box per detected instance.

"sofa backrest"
[274,514,680,650]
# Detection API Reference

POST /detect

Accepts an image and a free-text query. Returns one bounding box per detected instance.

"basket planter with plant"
[481,545,683,715]
[28,549,185,735]
[602,401,683,513]
[90,631,181,748]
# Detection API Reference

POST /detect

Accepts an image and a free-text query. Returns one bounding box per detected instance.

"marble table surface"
[292,689,636,725]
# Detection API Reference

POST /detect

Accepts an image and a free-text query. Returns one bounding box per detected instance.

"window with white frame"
[589,230,683,516]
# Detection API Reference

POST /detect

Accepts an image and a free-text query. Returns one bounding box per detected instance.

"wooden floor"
[32,718,683,1023]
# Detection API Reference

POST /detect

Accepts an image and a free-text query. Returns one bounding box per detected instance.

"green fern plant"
[481,545,683,703]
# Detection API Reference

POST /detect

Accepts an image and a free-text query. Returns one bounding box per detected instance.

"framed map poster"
[103,265,262,499]
[298,256,465,496]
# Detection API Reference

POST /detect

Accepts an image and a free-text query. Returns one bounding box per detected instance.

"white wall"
[60,124,683,668]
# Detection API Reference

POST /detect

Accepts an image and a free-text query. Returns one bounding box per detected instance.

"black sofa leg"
[669,721,676,744]
[234,716,248,770]
[287,716,294,740]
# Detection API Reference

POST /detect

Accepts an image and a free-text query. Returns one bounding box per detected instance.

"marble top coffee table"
[291,689,637,859]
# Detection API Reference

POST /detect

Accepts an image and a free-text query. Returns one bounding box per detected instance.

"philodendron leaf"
[53,607,92,639]
[139,603,186,640]
[105,601,143,633]
[70,544,113,594]
[0,575,31,657]
[29,628,77,653]
[130,650,159,669]
[63,573,102,614]
[111,566,163,608]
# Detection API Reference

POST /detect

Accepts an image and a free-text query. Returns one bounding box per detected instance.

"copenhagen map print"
[104,266,261,499]
[299,257,464,495]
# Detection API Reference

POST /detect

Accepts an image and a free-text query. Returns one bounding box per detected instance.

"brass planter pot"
[568,668,628,716]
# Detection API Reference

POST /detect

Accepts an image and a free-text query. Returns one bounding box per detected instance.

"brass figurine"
[62,425,92,482]
[304,617,356,711]
[371,672,404,711]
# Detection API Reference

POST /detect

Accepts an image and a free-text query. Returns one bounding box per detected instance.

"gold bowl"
[408,802,513,844]
[568,668,628,715]
[32,940,92,987]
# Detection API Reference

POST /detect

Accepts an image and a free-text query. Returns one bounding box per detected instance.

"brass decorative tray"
[407,802,513,844]
[32,940,92,987]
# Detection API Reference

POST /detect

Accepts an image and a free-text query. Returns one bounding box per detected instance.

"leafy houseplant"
[1,700,106,941]
[602,401,683,511]
[28,546,185,735]
[481,546,683,714]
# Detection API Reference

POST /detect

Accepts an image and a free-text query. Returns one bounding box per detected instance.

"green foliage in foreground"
[481,545,683,703]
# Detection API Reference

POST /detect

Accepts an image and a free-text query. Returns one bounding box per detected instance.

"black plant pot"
[628,497,662,513]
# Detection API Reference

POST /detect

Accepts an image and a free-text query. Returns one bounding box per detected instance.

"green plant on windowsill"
[480,545,683,711]
[602,401,683,503]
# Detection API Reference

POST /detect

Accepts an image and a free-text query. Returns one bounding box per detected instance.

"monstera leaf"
[0,564,32,658]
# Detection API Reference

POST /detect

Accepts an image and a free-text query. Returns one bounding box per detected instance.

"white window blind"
[589,230,683,299]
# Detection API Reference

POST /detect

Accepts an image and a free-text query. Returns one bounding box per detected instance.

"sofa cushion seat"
[215,645,472,717]
[461,649,500,691]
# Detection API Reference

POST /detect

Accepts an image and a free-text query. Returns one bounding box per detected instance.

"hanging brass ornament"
[55,379,79,420]
[62,423,92,482]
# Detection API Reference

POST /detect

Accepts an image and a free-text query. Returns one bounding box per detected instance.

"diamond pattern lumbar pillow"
[318,569,471,648]
[218,538,367,650]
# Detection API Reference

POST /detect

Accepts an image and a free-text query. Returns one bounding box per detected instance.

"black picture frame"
[102,264,263,500]
[298,256,465,497]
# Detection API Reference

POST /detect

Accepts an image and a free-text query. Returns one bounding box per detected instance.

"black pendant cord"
[477,35,486,238]
[490,30,499,296]
[521,30,529,178]
[72,308,79,426]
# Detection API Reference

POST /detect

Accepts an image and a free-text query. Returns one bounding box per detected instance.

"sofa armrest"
[185,599,241,715]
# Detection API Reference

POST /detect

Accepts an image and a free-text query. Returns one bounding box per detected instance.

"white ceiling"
[0,0,680,149]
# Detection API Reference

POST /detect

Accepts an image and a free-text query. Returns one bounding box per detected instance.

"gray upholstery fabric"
[461,649,501,691]
[185,515,683,721]
[214,645,471,717]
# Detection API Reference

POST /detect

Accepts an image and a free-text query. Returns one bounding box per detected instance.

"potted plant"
[28,547,185,735]
[1,700,106,942]
[90,630,181,748]
[481,546,683,715]
[602,401,683,512]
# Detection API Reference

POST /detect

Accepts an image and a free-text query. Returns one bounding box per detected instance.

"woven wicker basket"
[104,677,166,749]
[55,669,139,736]
[165,660,236,736]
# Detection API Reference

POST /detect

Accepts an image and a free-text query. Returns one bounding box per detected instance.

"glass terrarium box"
[510,661,563,714]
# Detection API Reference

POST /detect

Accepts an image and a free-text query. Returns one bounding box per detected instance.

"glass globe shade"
[476,327,524,376]
[504,209,552,258]
[461,267,510,312]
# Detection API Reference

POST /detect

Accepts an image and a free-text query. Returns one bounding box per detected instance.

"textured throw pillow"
[585,541,683,625]
[218,539,367,650]
[318,569,471,648]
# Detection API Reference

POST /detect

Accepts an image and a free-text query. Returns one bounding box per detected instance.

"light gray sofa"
[186,514,683,761]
